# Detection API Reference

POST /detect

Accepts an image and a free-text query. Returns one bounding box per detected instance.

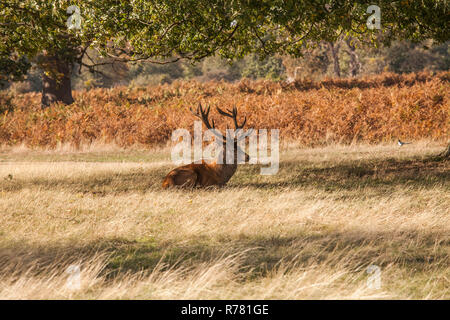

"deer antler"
[216,105,252,141]
[216,105,247,130]
[190,103,225,140]
[163,105,252,188]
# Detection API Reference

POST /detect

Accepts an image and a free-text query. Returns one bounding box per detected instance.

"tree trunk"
[40,55,74,108]
[328,41,341,78]
[345,38,361,77]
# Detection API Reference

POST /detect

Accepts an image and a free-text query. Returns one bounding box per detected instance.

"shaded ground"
[1,155,448,195]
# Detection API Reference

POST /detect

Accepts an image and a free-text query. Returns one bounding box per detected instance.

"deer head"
[190,103,252,165]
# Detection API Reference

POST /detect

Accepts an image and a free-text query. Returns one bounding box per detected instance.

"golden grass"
[0,142,448,299]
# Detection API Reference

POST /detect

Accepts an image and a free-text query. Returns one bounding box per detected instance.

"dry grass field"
[0,141,448,299]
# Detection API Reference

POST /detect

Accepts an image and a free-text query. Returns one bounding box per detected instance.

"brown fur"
[162,104,250,189]
[162,159,239,189]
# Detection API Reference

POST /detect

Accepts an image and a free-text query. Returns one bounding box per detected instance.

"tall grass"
[0,71,448,148]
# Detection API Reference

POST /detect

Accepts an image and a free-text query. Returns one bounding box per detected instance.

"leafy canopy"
[1,0,448,80]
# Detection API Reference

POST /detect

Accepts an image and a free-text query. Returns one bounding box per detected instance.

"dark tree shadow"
[2,157,448,195]
[0,167,170,194]
[231,157,449,192]
[1,226,448,281]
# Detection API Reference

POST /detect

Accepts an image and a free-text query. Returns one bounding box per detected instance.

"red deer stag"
[162,104,252,188]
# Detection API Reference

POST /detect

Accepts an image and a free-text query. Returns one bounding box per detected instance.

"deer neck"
[211,152,238,184]
[215,162,237,184]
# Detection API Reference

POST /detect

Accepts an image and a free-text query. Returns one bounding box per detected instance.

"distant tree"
[283,43,330,81]
[240,54,285,80]
[0,55,31,88]
[386,41,450,73]
[344,37,361,77]
[327,40,342,78]
[1,1,448,106]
